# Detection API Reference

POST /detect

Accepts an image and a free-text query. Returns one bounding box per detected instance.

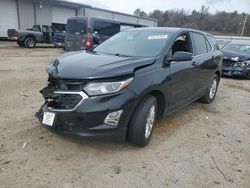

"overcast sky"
[70,0,250,14]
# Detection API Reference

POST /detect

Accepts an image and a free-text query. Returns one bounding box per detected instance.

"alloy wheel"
[209,78,217,100]
[145,104,156,139]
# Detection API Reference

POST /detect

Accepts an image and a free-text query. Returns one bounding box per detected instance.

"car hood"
[51,51,156,79]
[222,50,250,62]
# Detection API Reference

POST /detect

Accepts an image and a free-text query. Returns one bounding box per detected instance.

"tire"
[247,72,250,80]
[17,41,25,47]
[200,75,219,104]
[24,37,36,48]
[127,95,157,147]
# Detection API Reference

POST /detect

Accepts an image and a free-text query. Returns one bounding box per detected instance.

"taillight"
[15,31,19,37]
[83,38,93,49]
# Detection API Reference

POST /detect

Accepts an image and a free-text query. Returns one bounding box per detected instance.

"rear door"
[168,32,198,111]
[191,32,216,95]
[65,17,88,51]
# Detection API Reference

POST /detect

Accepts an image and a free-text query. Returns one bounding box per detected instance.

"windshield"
[66,19,87,35]
[94,30,170,57]
[223,43,250,55]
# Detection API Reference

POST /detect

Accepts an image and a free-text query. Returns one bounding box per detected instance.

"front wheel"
[127,95,157,147]
[17,41,25,47]
[24,37,36,48]
[200,75,219,104]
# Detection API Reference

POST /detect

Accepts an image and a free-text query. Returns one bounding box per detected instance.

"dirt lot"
[0,41,250,188]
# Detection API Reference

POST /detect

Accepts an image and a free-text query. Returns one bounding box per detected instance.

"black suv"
[36,27,223,147]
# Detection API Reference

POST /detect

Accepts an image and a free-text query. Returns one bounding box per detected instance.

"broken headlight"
[46,59,59,77]
[234,60,250,67]
[84,78,133,96]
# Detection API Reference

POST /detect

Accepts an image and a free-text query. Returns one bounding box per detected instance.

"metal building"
[0,0,158,38]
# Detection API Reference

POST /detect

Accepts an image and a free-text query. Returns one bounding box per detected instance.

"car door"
[42,25,52,43]
[190,32,217,96]
[168,32,198,111]
[65,17,88,51]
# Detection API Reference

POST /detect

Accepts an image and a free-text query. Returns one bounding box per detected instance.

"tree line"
[134,6,250,36]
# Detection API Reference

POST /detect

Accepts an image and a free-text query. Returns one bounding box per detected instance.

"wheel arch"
[130,89,167,122]
[215,70,221,81]
[25,34,37,42]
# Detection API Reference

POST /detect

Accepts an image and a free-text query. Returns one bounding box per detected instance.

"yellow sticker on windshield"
[148,35,168,40]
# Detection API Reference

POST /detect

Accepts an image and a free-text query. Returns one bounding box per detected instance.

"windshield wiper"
[114,53,132,57]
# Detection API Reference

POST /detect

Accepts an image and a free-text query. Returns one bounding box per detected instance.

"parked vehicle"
[221,42,250,79]
[7,25,53,48]
[65,17,144,51]
[36,27,223,147]
[53,32,65,48]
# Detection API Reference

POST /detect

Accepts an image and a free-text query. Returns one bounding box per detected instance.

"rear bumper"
[36,89,138,141]
[8,37,17,40]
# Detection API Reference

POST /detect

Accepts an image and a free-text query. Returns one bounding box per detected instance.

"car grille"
[47,92,83,110]
[40,76,87,110]
[223,59,235,67]
[48,76,86,91]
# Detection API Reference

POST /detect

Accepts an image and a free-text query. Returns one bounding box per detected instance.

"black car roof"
[126,27,211,36]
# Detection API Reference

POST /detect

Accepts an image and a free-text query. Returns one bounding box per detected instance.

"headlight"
[244,60,250,66]
[84,78,133,96]
[234,60,250,67]
[46,59,59,77]
[234,62,244,67]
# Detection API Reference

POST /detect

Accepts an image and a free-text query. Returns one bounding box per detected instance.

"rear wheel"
[200,75,219,104]
[127,95,157,147]
[247,72,250,80]
[24,37,36,48]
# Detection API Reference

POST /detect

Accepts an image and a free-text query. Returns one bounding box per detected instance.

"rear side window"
[66,19,87,35]
[32,25,41,31]
[93,21,120,36]
[206,39,212,52]
[191,32,208,55]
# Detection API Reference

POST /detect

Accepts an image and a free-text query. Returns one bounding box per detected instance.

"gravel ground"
[0,41,250,188]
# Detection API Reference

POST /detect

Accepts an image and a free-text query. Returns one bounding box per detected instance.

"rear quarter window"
[207,35,219,50]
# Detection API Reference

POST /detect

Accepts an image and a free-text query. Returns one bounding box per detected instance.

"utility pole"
[241,14,248,37]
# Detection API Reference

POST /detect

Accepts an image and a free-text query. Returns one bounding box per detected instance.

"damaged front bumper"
[222,66,249,77]
[222,60,250,78]
[36,82,138,141]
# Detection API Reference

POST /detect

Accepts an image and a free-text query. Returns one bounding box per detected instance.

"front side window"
[171,33,192,55]
[191,32,208,55]
[94,30,170,57]
[42,26,51,33]
[32,25,41,32]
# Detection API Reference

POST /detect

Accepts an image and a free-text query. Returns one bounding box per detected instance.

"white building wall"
[18,0,35,29]
[35,2,52,25]
[85,8,113,20]
[0,0,19,37]
[114,13,137,24]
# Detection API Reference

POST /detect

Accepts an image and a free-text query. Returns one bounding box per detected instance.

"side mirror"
[171,51,193,61]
